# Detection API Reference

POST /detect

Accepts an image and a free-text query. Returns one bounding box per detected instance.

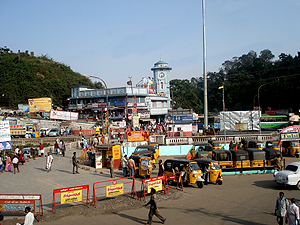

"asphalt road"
[1,150,300,225]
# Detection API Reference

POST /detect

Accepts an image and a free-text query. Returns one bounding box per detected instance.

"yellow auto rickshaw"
[163,159,204,188]
[230,150,250,168]
[282,141,300,158]
[208,140,222,150]
[212,150,233,168]
[194,158,223,185]
[247,148,266,167]
[131,155,153,178]
[149,142,160,156]
[95,126,103,135]
[132,145,159,164]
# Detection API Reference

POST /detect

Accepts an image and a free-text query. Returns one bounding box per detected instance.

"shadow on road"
[252,180,295,190]
[56,169,74,174]
[34,167,46,172]
[113,212,147,224]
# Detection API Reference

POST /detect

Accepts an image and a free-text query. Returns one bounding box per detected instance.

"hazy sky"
[1,0,299,87]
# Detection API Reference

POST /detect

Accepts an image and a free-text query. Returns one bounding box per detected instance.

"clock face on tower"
[158,72,165,79]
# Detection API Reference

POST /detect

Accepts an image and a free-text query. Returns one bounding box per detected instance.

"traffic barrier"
[140,175,169,202]
[93,176,137,208]
[52,185,90,213]
[167,172,184,191]
[0,194,43,221]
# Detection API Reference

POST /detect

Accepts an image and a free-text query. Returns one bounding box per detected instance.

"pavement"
[2,147,300,225]
[0,146,131,211]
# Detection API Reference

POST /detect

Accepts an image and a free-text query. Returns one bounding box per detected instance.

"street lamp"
[83,74,109,143]
[258,84,267,112]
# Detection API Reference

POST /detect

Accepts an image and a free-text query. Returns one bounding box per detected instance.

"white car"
[274,162,300,189]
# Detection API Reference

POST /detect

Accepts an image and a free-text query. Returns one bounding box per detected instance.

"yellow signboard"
[112,145,121,159]
[106,183,123,197]
[147,180,162,193]
[28,98,52,112]
[61,190,82,204]
[132,116,139,128]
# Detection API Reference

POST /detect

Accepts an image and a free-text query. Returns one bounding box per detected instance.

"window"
[160,82,163,89]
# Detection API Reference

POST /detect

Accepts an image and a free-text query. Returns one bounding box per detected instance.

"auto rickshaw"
[247,148,266,167]
[266,140,282,152]
[149,142,160,156]
[196,151,212,160]
[194,158,223,185]
[230,150,250,168]
[263,148,282,167]
[191,143,213,155]
[208,140,222,150]
[282,141,300,158]
[131,155,153,178]
[212,149,233,168]
[163,159,204,188]
[241,138,255,150]
[133,145,159,160]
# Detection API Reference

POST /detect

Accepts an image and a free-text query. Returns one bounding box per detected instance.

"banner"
[0,199,34,212]
[50,110,78,121]
[106,183,124,197]
[126,131,149,142]
[28,98,52,112]
[147,180,162,193]
[61,190,82,204]
[0,121,11,150]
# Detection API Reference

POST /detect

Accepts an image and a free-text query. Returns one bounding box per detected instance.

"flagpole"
[222,83,226,141]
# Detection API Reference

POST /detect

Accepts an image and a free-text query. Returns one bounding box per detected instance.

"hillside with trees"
[0,46,102,108]
[171,49,300,114]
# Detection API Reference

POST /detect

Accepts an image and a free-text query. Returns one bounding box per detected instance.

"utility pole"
[202,0,208,131]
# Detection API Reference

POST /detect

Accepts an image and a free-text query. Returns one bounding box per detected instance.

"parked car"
[274,162,300,189]
[40,128,50,137]
[48,128,60,137]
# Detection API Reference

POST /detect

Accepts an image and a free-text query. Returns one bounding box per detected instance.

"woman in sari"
[5,153,11,172]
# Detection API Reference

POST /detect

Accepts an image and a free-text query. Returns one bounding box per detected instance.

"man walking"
[144,188,166,225]
[110,156,115,178]
[128,156,135,178]
[286,198,300,225]
[72,152,79,174]
[275,191,289,225]
[121,155,128,177]
[46,152,53,173]
[23,206,34,225]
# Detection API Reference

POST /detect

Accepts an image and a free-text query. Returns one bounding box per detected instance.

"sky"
[1,0,299,87]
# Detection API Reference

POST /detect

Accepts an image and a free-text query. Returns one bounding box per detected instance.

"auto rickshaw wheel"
[218,180,223,185]
[296,154,299,158]
[197,181,204,189]
[168,180,173,186]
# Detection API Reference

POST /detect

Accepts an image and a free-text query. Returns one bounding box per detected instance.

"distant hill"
[0,49,97,108]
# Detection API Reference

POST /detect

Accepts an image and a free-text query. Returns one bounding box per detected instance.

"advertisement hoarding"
[28,98,52,112]
[0,121,11,150]
[50,110,78,121]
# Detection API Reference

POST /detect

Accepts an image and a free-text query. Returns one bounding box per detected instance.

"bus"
[195,116,220,131]
[260,115,288,130]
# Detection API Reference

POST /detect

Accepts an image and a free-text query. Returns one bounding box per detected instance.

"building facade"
[68,59,172,124]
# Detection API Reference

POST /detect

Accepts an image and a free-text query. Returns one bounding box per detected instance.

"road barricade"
[0,194,43,221]
[140,175,169,202]
[167,172,184,191]
[52,185,90,213]
[93,176,137,208]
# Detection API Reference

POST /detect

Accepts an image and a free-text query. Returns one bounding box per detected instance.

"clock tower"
[151,58,172,109]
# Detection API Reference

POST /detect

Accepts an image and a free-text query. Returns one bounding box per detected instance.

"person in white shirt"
[46,152,53,173]
[15,146,19,155]
[286,198,300,225]
[12,156,19,174]
[23,206,34,225]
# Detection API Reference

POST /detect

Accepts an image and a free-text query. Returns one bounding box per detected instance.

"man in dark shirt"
[72,152,79,174]
[144,188,166,225]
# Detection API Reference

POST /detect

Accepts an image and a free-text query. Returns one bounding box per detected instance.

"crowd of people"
[275,192,299,225]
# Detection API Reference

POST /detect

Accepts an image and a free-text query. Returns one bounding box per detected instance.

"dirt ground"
[3,188,187,225]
